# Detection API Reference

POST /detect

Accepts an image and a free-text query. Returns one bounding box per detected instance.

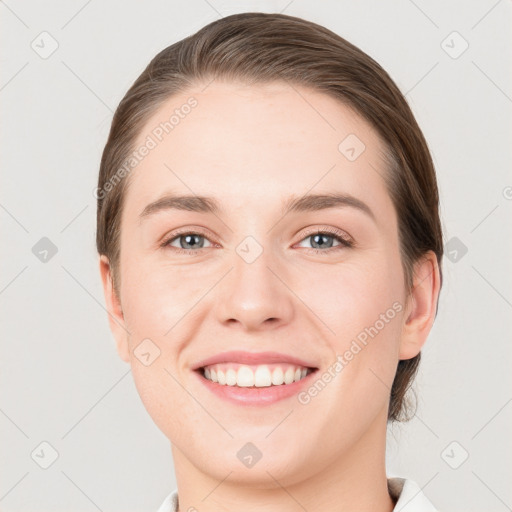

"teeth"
[225,368,237,386]
[238,366,255,387]
[284,367,295,385]
[271,367,284,385]
[201,363,312,387]
[254,366,272,387]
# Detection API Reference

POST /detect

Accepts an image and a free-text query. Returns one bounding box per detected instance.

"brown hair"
[96,12,443,422]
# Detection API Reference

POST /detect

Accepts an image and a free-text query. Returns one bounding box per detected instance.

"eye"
[160,226,354,256]
[296,227,354,254]
[161,230,214,255]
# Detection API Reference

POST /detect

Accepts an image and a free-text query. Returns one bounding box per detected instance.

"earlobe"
[99,255,130,363]
[398,251,441,360]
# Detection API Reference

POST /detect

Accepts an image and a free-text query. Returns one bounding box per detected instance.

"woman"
[97,12,443,512]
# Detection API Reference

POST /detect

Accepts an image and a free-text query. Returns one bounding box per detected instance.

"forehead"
[124,80,392,222]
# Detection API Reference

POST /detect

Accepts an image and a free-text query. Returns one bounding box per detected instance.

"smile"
[202,363,313,387]
[194,364,318,406]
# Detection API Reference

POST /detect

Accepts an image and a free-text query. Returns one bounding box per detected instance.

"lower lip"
[193,369,318,406]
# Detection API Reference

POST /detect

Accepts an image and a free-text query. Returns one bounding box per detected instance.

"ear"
[399,251,441,360]
[99,255,130,363]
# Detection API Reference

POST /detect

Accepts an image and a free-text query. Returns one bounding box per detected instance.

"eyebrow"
[139,192,376,222]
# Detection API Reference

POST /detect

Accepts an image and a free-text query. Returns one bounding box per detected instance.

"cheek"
[298,254,404,340]
[129,356,196,443]
[302,254,404,397]
[306,301,403,439]
[118,256,210,428]
[120,252,207,338]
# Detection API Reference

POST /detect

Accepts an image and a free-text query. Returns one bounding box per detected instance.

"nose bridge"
[213,234,294,329]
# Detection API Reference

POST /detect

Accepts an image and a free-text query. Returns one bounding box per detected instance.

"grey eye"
[167,233,212,250]
[298,233,343,250]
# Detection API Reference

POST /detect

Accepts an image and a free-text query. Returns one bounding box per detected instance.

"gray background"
[1,1,511,511]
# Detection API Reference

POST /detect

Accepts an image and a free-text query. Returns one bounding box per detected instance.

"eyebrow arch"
[283,193,376,221]
[138,192,376,222]
[139,195,220,220]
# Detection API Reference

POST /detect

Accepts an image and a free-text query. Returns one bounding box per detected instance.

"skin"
[99,80,440,512]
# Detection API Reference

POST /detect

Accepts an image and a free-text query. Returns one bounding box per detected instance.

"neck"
[170,409,395,512]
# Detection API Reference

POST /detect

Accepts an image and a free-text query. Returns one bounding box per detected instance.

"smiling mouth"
[195,363,318,388]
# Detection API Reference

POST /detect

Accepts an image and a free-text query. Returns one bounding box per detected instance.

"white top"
[156,477,438,512]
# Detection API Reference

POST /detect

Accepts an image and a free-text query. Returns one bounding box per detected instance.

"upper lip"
[192,350,318,370]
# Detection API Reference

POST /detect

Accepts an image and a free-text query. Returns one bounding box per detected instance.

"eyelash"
[160,227,354,256]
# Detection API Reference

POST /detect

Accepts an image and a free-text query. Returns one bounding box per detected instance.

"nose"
[213,248,295,332]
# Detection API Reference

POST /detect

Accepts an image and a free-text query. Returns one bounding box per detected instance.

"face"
[101,80,434,487]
